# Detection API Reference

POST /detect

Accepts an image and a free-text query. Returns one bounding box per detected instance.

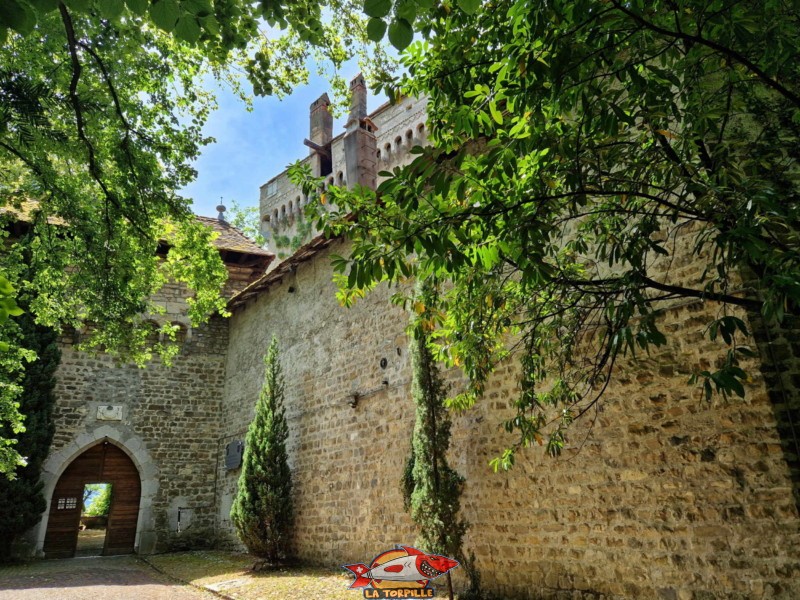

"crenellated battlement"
[258,76,428,259]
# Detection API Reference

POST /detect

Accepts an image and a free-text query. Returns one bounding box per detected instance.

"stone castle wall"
[30,282,230,556]
[31,79,800,598]
[218,239,800,599]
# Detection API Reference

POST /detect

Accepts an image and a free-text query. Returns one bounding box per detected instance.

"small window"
[337,171,344,184]
[376,149,381,160]
[281,205,286,218]
[406,129,413,142]
[417,123,425,135]
[327,176,334,186]
[295,196,301,209]
[57,497,78,510]
[266,181,277,196]
[273,209,278,223]
[288,200,293,213]
[384,142,391,153]
[395,136,402,148]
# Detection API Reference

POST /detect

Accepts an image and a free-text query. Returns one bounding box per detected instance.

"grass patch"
[146,551,356,600]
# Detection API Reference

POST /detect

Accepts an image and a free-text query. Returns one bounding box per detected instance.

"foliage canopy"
[313,0,800,467]
[0,310,59,557]
[0,0,390,473]
[83,483,112,517]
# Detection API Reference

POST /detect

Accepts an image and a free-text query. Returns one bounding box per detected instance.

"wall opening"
[76,483,111,557]
[43,441,141,558]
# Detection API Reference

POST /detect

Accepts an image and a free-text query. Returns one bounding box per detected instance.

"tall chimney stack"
[343,73,377,190]
[347,74,368,127]
[309,93,332,148]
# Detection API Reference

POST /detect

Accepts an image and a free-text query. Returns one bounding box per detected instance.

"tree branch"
[638,275,761,311]
[610,1,800,107]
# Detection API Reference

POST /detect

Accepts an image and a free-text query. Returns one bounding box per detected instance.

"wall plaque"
[97,405,123,421]
[225,440,244,470]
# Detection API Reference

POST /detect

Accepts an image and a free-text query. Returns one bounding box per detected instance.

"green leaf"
[182,0,212,16]
[366,17,387,42]
[388,18,412,50]
[62,0,92,11]
[395,0,416,21]
[0,0,36,35]
[457,0,480,15]
[0,277,13,296]
[201,14,220,35]
[489,101,503,124]
[99,0,125,19]
[363,0,391,18]
[149,0,180,31]
[125,0,147,15]
[174,15,201,43]
[27,0,59,12]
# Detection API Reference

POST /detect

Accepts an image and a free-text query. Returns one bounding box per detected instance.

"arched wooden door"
[43,441,141,558]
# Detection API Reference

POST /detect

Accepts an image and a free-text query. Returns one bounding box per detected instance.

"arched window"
[417,123,425,136]
[395,135,402,149]
[173,323,187,344]
[144,320,160,345]
[272,209,279,223]
[376,149,381,160]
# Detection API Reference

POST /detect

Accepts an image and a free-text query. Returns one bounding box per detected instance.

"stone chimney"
[309,93,332,147]
[343,74,377,190]
[347,73,368,127]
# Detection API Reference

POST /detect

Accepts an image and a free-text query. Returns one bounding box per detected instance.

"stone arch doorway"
[43,440,141,558]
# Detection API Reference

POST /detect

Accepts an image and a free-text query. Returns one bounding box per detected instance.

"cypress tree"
[230,336,293,565]
[402,280,473,600]
[0,313,60,561]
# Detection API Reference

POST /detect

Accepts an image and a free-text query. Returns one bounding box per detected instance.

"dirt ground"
[0,555,216,600]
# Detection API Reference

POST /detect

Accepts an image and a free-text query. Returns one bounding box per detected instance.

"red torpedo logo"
[343,545,460,596]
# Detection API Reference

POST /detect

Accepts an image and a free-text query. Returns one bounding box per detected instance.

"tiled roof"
[195,215,273,257]
[229,234,337,307]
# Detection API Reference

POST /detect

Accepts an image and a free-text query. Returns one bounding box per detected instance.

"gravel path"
[0,555,217,600]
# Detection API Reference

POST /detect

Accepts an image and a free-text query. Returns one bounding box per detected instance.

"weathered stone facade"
[33,313,228,555]
[33,75,800,598]
[27,219,271,557]
[219,238,800,599]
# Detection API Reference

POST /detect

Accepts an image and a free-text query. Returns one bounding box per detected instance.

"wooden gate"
[43,441,141,558]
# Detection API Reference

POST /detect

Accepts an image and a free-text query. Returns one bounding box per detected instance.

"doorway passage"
[75,483,111,556]
[43,441,141,558]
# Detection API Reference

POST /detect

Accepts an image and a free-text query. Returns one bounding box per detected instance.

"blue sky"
[181,71,384,219]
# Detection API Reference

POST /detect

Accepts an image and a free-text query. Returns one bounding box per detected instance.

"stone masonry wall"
[33,283,230,556]
[219,239,800,599]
